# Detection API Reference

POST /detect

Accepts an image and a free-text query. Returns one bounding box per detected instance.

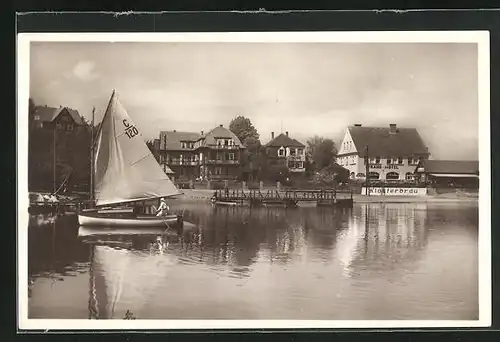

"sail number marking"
[123,119,139,139]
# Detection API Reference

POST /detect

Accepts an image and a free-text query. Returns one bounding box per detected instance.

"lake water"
[27,201,479,320]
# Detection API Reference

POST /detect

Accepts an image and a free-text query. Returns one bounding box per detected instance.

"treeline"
[228,116,349,185]
[28,98,95,194]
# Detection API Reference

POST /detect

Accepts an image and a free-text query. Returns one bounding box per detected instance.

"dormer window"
[278,148,285,157]
[34,115,40,121]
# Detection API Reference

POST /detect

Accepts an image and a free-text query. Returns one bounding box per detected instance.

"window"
[56,122,63,129]
[278,148,285,156]
[215,167,222,175]
[387,158,392,164]
[375,156,380,164]
[298,149,303,155]
[228,153,235,160]
[409,157,419,165]
[356,173,366,178]
[368,172,380,180]
[386,172,399,180]
[350,172,355,179]
[405,172,414,181]
[34,115,40,121]
[397,157,404,165]
[290,148,296,155]
[216,152,222,160]
[66,124,74,131]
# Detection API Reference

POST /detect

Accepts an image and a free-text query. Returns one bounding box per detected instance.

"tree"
[306,135,338,171]
[229,116,261,151]
[28,98,36,131]
[229,116,262,181]
[312,163,349,186]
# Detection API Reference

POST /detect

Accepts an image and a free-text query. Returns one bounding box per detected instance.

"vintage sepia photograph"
[17,31,491,330]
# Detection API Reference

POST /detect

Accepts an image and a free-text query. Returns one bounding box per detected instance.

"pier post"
[277,181,281,191]
[242,181,247,191]
[207,180,211,189]
[259,181,264,191]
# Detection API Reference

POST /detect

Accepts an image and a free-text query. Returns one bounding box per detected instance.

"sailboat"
[78,90,183,228]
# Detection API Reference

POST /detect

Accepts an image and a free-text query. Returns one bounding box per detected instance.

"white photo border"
[17,30,491,330]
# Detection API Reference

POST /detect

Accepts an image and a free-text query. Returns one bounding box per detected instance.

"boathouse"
[336,124,430,183]
[414,160,479,189]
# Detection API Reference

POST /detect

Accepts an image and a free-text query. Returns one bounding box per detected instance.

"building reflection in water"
[336,203,429,278]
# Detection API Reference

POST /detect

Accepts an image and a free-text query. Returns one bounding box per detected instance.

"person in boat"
[156,197,169,217]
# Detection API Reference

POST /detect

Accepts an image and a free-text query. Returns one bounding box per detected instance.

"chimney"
[219,124,223,127]
[271,132,274,139]
[173,129,176,132]
[354,124,362,127]
[201,130,204,136]
[389,124,397,133]
[286,131,289,137]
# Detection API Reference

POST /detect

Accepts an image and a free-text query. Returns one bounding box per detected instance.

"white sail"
[94,90,180,206]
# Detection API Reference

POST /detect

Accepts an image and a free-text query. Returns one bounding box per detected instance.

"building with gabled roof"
[336,124,430,182]
[264,131,306,173]
[32,105,84,131]
[158,124,246,182]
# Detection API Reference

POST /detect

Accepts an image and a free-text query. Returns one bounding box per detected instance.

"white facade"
[275,146,305,173]
[337,128,421,181]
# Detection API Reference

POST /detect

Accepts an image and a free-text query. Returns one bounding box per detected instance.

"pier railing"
[213,188,353,203]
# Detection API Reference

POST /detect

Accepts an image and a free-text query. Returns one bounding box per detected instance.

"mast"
[53,124,57,194]
[365,145,370,196]
[90,107,95,201]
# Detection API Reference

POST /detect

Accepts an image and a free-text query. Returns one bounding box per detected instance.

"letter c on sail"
[123,119,130,128]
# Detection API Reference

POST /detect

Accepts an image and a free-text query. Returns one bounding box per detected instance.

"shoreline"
[174,189,478,204]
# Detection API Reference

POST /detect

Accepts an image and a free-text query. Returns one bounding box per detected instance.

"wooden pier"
[212,189,353,208]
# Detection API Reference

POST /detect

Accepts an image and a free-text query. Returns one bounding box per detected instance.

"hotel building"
[158,124,246,182]
[336,124,430,182]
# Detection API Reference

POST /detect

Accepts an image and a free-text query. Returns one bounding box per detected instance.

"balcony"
[209,145,240,150]
[205,159,240,165]
[168,159,199,166]
[287,155,305,161]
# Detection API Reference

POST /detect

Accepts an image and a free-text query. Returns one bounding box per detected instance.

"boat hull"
[78,213,180,228]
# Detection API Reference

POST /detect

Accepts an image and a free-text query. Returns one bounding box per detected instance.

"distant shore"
[174,189,478,204]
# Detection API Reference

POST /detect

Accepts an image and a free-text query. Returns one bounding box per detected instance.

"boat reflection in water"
[28,201,478,320]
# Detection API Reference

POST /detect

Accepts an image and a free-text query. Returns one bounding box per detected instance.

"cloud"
[67,60,100,82]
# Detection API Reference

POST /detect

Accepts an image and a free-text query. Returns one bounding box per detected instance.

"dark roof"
[346,125,429,158]
[159,131,202,150]
[34,106,84,125]
[199,125,245,148]
[265,133,305,148]
[418,160,479,175]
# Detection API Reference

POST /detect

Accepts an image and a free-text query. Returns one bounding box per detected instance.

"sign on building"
[361,187,427,196]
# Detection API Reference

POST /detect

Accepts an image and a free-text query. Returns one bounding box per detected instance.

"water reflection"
[27,202,479,320]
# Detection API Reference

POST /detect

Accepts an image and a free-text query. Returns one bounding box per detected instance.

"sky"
[30,41,479,160]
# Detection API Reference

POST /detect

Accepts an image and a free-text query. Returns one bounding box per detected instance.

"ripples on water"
[27,202,479,320]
